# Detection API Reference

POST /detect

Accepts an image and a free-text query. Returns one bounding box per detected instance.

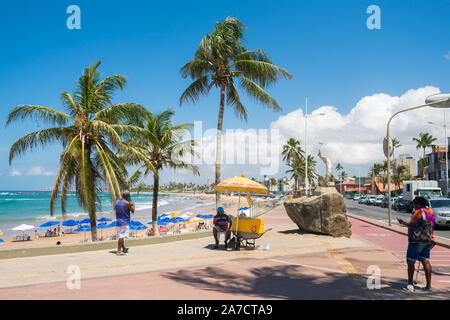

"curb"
[347,213,450,250]
[0,230,212,260]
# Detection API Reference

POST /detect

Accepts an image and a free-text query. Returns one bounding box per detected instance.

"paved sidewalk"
[0,205,448,299]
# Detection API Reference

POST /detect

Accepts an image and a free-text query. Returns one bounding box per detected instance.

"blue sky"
[0,0,449,189]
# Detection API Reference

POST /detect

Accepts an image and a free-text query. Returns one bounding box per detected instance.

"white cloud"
[9,169,22,177]
[271,86,444,168]
[28,166,53,176]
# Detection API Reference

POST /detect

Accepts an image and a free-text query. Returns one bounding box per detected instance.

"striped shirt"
[213,213,231,231]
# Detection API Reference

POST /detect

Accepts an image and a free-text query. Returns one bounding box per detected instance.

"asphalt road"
[344,199,450,240]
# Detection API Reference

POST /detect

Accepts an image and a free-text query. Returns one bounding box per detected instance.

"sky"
[0,0,449,189]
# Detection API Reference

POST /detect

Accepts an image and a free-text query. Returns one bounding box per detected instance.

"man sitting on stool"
[213,207,231,249]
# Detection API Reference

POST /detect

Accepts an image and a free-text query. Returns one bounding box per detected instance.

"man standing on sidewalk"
[398,196,436,292]
[115,190,135,256]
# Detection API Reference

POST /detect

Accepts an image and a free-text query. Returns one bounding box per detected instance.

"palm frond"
[6,105,71,127]
[239,76,282,111]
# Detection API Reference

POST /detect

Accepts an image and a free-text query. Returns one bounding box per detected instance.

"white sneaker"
[402,284,415,292]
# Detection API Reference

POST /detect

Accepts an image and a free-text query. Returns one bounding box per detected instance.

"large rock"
[283,187,352,237]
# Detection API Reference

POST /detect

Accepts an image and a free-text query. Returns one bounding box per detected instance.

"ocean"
[0,191,217,238]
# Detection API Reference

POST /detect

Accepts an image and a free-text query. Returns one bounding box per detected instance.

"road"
[344,199,450,240]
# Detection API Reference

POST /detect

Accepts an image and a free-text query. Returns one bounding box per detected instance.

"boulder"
[283,187,352,237]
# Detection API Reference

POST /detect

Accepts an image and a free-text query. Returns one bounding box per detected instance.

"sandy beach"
[0,192,253,251]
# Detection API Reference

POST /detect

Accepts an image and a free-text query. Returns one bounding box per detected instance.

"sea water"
[0,191,216,238]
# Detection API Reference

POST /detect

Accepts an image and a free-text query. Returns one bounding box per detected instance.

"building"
[418,141,449,196]
[394,154,416,177]
[278,177,295,193]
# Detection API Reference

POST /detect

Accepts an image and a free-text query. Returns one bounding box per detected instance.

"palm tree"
[282,138,304,165]
[286,159,303,195]
[392,138,402,160]
[180,17,292,206]
[121,109,199,234]
[335,163,343,192]
[413,132,437,158]
[269,178,278,192]
[6,61,148,241]
[392,164,408,196]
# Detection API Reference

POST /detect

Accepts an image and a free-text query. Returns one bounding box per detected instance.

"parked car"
[367,195,377,205]
[375,195,384,206]
[393,197,409,212]
[358,196,368,204]
[353,195,360,201]
[382,196,397,208]
[426,197,450,229]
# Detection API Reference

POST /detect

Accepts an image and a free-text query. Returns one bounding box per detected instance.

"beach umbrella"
[130,220,145,227]
[160,213,170,218]
[74,225,91,242]
[98,217,112,223]
[169,212,180,218]
[97,223,109,239]
[147,221,167,226]
[80,218,90,224]
[0,229,3,236]
[11,224,34,241]
[214,175,268,194]
[107,221,117,227]
[62,220,78,227]
[40,221,60,228]
[0,238,4,243]
[130,224,147,231]
[187,217,204,223]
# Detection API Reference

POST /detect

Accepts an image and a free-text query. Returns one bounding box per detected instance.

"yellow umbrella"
[0,229,3,236]
[214,175,268,194]
[170,212,180,218]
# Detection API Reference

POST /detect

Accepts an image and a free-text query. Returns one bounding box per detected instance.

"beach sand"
[0,193,246,250]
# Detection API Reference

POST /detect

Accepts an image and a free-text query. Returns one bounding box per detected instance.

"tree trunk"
[215,85,226,208]
[84,142,97,242]
[152,173,159,235]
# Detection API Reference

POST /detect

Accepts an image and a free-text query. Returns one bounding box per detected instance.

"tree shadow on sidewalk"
[278,229,328,236]
[162,263,369,299]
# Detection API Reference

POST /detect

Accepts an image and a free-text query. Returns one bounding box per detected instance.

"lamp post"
[386,93,450,226]
[302,98,326,196]
[428,111,449,196]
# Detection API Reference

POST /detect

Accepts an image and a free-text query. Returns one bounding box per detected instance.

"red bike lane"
[348,217,450,291]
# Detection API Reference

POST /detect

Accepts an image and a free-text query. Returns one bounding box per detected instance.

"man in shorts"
[115,190,135,256]
[213,207,232,249]
[398,196,436,292]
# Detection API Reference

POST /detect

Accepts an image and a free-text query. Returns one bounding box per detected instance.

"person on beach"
[212,207,231,249]
[115,190,135,256]
[398,196,436,292]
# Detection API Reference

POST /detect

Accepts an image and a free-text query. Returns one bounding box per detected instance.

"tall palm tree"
[180,17,292,206]
[282,138,304,165]
[392,164,408,196]
[6,61,148,241]
[121,109,199,234]
[413,132,437,158]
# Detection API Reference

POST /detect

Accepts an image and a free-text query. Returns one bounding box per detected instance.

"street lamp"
[386,93,450,226]
[428,112,448,196]
[302,98,326,196]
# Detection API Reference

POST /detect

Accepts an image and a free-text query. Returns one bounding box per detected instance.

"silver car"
[427,198,450,228]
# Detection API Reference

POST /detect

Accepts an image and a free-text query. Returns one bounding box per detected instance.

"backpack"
[408,209,433,243]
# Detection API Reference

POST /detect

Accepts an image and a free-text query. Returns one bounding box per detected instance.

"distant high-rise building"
[394,154,416,177]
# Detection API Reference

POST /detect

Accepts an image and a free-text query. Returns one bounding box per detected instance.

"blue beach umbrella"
[130,224,147,231]
[80,218,90,224]
[40,221,60,228]
[147,221,167,226]
[74,225,91,241]
[98,217,112,223]
[0,239,4,243]
[130,220,145,227]
[96,223,109,239]
[107,221,118,228]
[62,220,78,227]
